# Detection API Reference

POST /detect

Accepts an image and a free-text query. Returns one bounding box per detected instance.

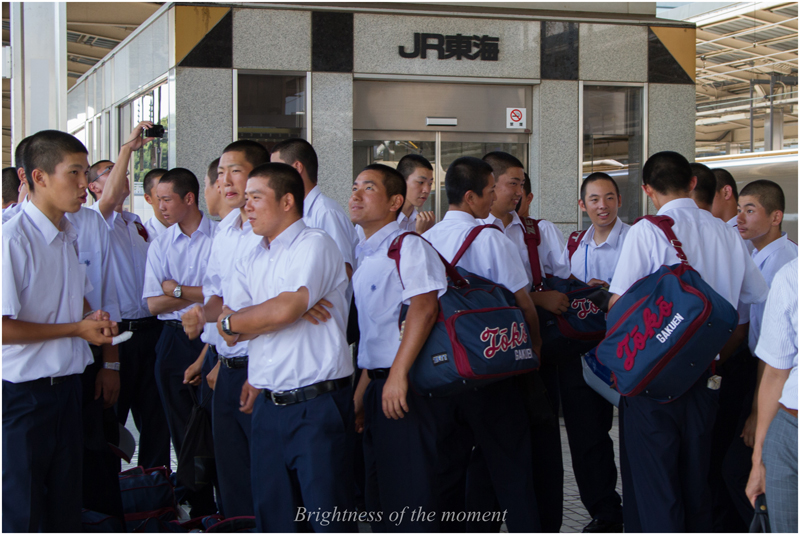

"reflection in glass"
[582,85,643,226]
[238,74,306,150]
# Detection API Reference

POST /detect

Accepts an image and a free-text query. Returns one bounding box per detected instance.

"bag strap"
[567,230,586,261]
[451,224,502,267]
[387,231,468,289]
[636,215,690,266]
[520,217,545,289]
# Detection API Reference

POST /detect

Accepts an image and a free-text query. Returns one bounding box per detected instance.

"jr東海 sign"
[399,33,500,61]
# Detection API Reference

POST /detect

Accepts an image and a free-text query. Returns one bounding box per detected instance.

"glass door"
[353,131,528,221]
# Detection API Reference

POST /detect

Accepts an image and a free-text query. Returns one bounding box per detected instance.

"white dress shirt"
[65,206,121,322]
[397,207,418,232]
[304,185,358,269]
[609,198,768,309]
[144,216,168,242]
[564,218,630,285]
[2,198,24,223]
[3,202,93,382]
[201,209,261,357]
[92,205,151,319]
[754,258,798,410]
[422,210,528,293]
[479,212,571,291]
[228,220,354,391]
[142,214,218,321]
[748,234,797,353]
[353,221,447,370]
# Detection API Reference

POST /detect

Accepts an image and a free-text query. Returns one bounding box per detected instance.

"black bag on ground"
[177,387,216,493]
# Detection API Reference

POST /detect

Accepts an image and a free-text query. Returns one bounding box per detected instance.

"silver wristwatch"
[173,285,182,298]
[103,362,121,371]
[221,313,236,336]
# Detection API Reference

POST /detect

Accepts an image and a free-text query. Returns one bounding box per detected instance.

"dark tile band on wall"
[541,21,579,80]
[312,12,354,73]
[648,28,693,84]
[180,11,233,68]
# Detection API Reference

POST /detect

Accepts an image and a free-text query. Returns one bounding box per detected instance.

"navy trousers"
[617,398,641,533]
[153,322,217,517]
[3,375,83,532]
[116,320,170,469]
[251,384,357,532]
[362,377,439,532]
[557,354,623,524]
[212,364,253,518]
[431,378,540,533]
[622,372,719,532]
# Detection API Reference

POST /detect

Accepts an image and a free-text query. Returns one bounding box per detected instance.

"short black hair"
[143,168,167,196]
[14,136,32,173]
[222,140,270,169]
[580,172,620,202]
[87,160,113,199]
[249,162,305,217]
[2,167,20,205]
[482,151,524,179]
[270,138,319,184]
[522,172,532,196]
[642,151,693,195]
[712,168,739,201]
[396,154,433,180]
[158,168,199,206]
[23,130,88,192]
[445,156,493,206]
[206,159,220,184]
[361,163,406,203]
[689,163,716,209]
[740,179,785,215]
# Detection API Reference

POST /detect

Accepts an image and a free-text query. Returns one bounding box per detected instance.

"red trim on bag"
[124,506,177,522]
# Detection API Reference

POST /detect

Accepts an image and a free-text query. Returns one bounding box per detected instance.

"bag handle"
[521,217,545,289]
[388,231,468,289]
[636,215,690,266]
[451,224,502,267]
[567,230,586,261]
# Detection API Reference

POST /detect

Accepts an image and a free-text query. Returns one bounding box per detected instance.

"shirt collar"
[171,213,213,243]
[220,208,248,232]
[397,207,417,224]
[726,216,738,228]
[657,197,699,215]
[357,221,400,259]
[264,218,306,251]
[752,233,790,265]
[585,217,624,248]
[443,210,480,226]
[23,201,74,245]
[304,186,321,217]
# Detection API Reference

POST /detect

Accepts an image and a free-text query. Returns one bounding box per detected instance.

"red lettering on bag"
[480,322,529,359]
[615,296,674,371]
[570,298,601,319]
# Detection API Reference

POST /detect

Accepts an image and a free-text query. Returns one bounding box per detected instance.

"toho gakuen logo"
[480,323,529,359]
[571,298,601,319]
[616,296,684,371]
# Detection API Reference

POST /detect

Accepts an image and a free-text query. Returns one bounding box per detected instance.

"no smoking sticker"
[506,108,526,129]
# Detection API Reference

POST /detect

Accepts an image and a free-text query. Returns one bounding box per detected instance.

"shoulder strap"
[567,230,586,261]
[636,215,690,266]
[521,217,545,288]
[387,231,467,289]
[451,224,502,267]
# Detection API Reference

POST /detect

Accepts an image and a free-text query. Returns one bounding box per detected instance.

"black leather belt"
[219,356,248,369]
[28,375,74,387]
[162,319,183,330]
[119,316,159,332]
[264,377,350,406]
[367,368,391,380]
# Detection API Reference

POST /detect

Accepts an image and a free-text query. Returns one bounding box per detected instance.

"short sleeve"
[608,222,659,296]
[314,209,357,268]
[474,231,530,294]
[754,262,797,370]
[398,236,448,304]
[225,255,255,312]
[2,236,25,318]
[203,239,223,303]
[538,222,570,278]
[283,233,347,310]
[738,239,769,306]
[142,237,167,299]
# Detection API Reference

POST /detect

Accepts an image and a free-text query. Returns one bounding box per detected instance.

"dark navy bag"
[521,218,606,360]
[387,228,539,397]
[595,216,738,403]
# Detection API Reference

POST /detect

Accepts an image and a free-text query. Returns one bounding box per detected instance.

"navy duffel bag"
[595,216,738,403]
[387,228,540,397]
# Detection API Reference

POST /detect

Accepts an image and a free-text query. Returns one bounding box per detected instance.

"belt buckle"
[270,390,289,406]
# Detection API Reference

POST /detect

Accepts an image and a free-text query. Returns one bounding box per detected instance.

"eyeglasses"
[90,165,129,183]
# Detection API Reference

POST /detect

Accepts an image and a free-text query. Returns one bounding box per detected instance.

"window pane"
[238,74,306,150]
[582,86,643,226]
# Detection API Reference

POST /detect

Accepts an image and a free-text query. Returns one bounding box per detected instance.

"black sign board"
[399,33,500,61]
